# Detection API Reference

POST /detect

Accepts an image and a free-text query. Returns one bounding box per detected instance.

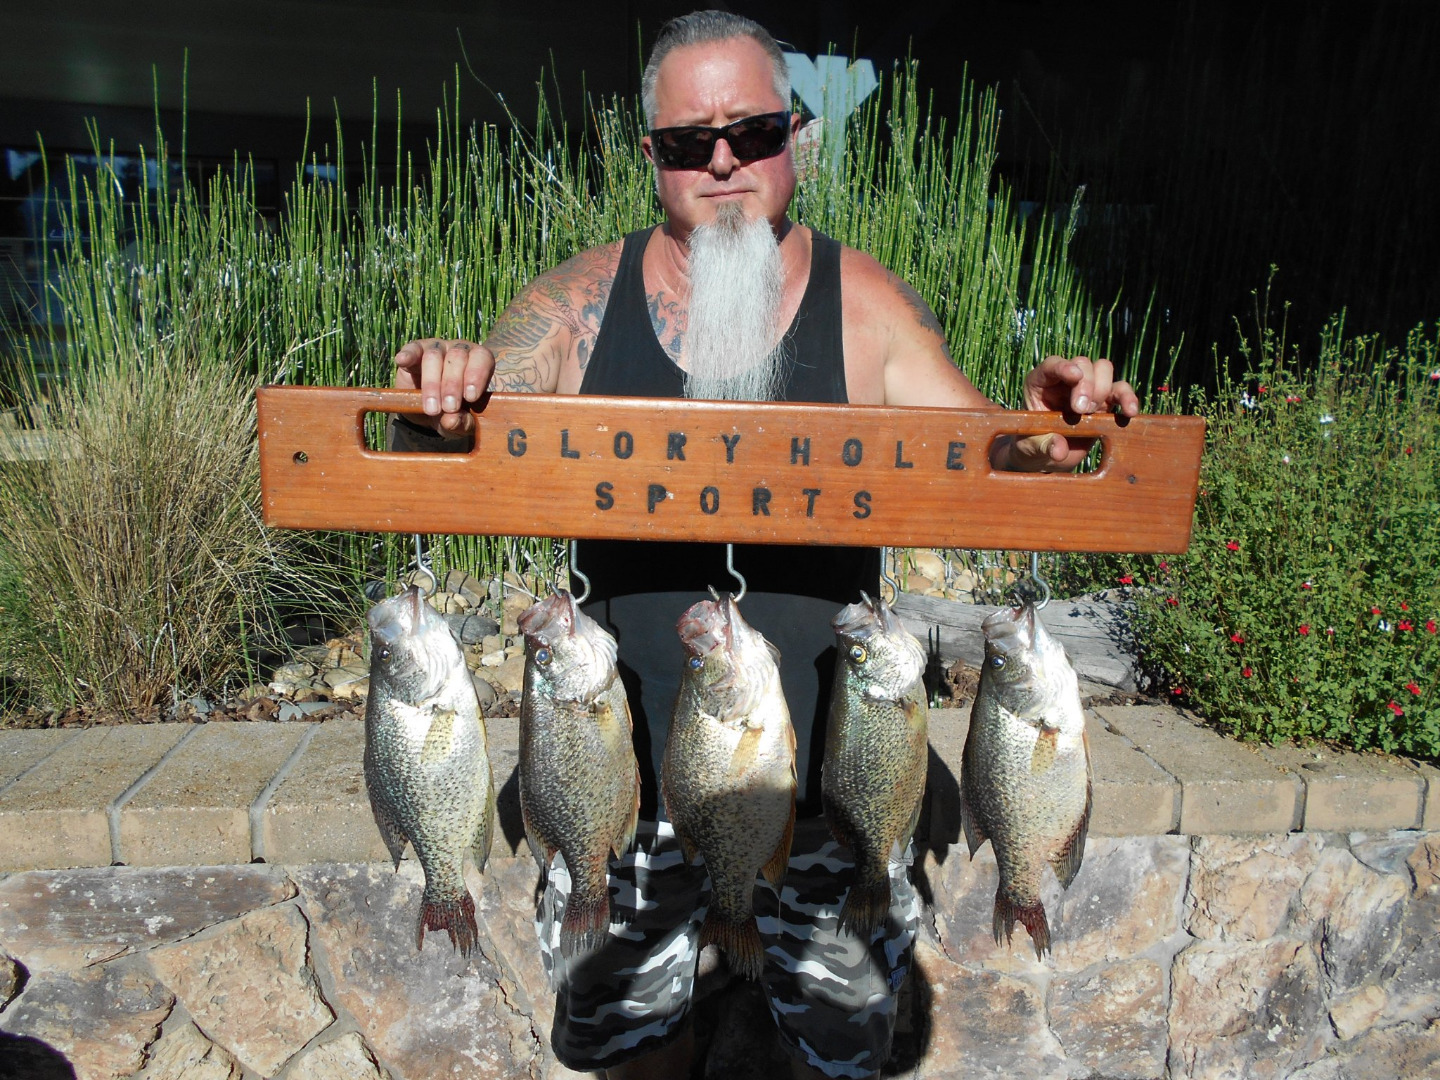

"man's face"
[642,37,800,242]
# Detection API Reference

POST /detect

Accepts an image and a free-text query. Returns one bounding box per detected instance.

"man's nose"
[709,137,737,176]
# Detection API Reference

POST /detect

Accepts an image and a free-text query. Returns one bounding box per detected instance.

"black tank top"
[576,225,879,817]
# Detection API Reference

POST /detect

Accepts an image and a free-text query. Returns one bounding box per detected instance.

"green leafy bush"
[1124,315,1439,756]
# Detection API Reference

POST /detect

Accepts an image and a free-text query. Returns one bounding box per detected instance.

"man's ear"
[641,135,655,164]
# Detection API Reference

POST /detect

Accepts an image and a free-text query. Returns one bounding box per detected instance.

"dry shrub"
[0,344,325,715]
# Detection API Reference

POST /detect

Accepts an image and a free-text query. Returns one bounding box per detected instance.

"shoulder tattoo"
[486,244,620,383]
[888,271,954,360]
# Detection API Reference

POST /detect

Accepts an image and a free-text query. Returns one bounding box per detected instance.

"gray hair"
[641,10,791,128]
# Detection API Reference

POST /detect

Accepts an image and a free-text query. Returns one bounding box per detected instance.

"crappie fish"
[663,593,795,981]
[961,601,1092,958]
[822,592,929,936]
[519,590,640,959]
[364,585,496,958]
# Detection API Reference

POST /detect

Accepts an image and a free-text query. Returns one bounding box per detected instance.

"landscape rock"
[1,952,22,1009]
[913,942,1066,1078]
[447,610,500,644]
[1292,845,1408,992]
[0,865,296,972]
[285,1031,386,1080]
[929,836,1186,971]
[0,959,173,1080]
[1378,836,1440,1026]
[1050,836,1190,970]
[1048,957,1168,1079]
[490,652,527,695]
[291,863,545,1079]
[134,1018,242,1080]
[1168,939,1327,1080]
[323,663,369,690]
[1185,833,1325,941]
[1327,983,1388,1042]
[1292,1020,1440,1080]
[148,902,333,1076]
[472,672,499,710]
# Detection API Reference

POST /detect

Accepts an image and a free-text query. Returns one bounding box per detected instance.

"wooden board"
[257,386,1205,553]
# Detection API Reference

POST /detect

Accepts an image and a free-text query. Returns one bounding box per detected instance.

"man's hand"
[1006,355,1141,472]
[393,338,495,436]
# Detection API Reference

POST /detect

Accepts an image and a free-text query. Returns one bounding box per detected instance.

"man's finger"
[419,339,449,414]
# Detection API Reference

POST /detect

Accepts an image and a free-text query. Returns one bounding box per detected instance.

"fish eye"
[689,656,703,670]
[535,647,551,665]
[989,655,1006,669]
[849,644,867,663]
[378,647,391,661]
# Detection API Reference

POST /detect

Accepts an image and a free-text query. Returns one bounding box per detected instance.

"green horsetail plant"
[1,60,1168,714]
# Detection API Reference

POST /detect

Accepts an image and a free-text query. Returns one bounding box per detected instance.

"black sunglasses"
[648,111,792,169]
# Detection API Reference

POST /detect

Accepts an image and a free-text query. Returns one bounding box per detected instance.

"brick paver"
[0,725,193,871]
[1096,705,1301,834]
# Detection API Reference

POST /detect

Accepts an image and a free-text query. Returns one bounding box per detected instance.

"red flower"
[1158,560,1170,571]
[1326,627,1336,636]
[1399,620,1414,632]
[1388,701,1405,716]
[1242,666,1253,678]
[1401,601,1410,611]
[1427,620,1438,633]
[1230,633,1245,644]
[1157,384,1170,393]
[1406,682,1422,696]
[1166,596,1180,606]
[1372,607,1383,616]
[1405,446,1414,455]
[1171,686,1185,695]
[1298,624,1311,635]
[1226,540,1240,551]
[1285,394,1301,403]
[1118,574,1134,585]
[1301,581,1314,590]
[1258,385,1268,393]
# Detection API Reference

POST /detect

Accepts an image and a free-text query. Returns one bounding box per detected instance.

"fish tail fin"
[700,910,765,981]
[559,877,611,959]
[993,890,1051,959]
[838,877,892,939]
[417,890,479,958]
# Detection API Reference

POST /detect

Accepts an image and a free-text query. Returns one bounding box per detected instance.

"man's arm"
[840,248,1139,470]
[392,242,622,434]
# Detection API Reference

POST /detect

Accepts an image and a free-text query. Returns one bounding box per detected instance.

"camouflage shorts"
[536,819,920,1077]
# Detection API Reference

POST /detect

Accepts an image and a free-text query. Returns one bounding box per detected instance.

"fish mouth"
[677,596,731,657]
[832,590,900,641]
[518,589,576,647]
[368,584,434,641]
[981,601,1039,658]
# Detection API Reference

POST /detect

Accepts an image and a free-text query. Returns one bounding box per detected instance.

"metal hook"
[410,533,437,599]
[725,543,747,604]
[1027,551,1052,610]
[879,546,899,604]
[569,540,591,604]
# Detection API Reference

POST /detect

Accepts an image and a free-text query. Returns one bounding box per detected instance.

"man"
[393,12,1138,1078]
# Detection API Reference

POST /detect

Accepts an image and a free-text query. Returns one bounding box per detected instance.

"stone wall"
[2,828,1437,1079]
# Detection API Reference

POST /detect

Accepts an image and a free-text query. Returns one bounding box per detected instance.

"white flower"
[1319,414,1335,424]
[1241,392,1258,410]
[1379,620,1392,632]
[1282,455,1291,464]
